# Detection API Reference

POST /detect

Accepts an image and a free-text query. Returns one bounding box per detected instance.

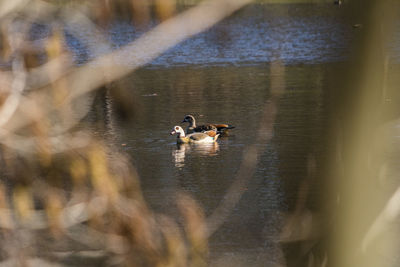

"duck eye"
[175,127,179,130]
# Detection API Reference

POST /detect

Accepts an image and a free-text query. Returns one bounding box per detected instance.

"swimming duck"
[170,126,219,144]
[182,115,235,135]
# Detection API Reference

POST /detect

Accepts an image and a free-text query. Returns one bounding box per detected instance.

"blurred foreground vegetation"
[0,0,399,266]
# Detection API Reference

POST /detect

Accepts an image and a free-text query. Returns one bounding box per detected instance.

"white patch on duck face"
[172,126,186,137]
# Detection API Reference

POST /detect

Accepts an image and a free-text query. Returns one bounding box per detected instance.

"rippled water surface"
[113,4,350,66]
[55,3,353,66]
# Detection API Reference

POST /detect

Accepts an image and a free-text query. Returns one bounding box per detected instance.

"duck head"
[182,115,196,126]
[170,126,185,137]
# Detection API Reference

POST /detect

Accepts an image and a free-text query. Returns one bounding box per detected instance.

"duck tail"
[215,124,235,131]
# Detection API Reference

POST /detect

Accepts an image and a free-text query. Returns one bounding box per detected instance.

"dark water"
[78,3,347,266]
[97,63,328,265]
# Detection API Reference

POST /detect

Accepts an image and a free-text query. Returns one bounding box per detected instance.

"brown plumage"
[204,129,218,137]
[170,126,219,144]
[182,115,235,136]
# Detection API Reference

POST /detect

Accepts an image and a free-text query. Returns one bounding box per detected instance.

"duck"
[170,126,219,144]
[182,115,235,136]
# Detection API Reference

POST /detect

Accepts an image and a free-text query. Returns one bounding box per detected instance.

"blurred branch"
[0,0,28,18]
[65,0,252,99]
[206,60,285,237]
[1,0,252,150]
[25,55,72,91]
[0,56,26,127]
[362,186,400,252]
[26,4,112,90]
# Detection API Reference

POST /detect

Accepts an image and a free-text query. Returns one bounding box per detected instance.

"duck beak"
[170,130,176,135]
[181,119,186,123]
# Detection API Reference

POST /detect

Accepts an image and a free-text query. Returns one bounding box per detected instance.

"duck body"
[170,126,219,144]
[182,115,235,136]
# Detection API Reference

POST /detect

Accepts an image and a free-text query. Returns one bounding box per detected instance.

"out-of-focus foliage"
[1,0,399,266]
[0,0,237,266]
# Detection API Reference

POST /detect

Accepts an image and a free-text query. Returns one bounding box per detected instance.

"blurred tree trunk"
[327,0,400,266]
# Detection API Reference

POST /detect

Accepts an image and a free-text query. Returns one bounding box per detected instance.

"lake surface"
[95,62,330,266]
[79,3,349,266]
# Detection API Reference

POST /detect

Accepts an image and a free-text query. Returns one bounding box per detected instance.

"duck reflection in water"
[172,142,219,168]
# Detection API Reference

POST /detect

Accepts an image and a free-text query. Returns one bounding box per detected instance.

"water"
[85,61,330,265]
[106,4,350,66]
[59,4,350,66]
[78,3,345,266]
